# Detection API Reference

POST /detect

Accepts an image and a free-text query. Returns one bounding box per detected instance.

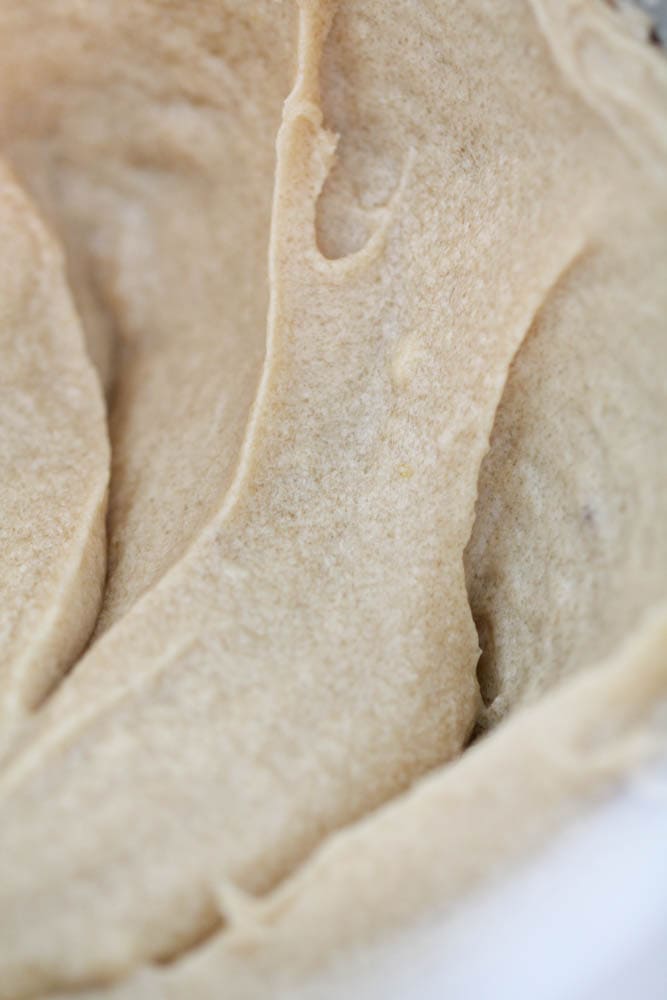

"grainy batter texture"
[0,162,108,752]
[0,0,664,998]
[65,602,667,1000]
[465,0,667,725]
[0,0,296,631]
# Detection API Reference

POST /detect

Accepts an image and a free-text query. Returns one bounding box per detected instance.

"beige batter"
[65,601,667,1000]
[465,0,667,725]
[0,1,296,632]
[0,161,108,751]
[466,200,667,723]
[0,1,665,998]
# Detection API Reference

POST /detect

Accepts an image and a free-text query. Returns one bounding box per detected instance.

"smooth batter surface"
[0,1,665,998]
